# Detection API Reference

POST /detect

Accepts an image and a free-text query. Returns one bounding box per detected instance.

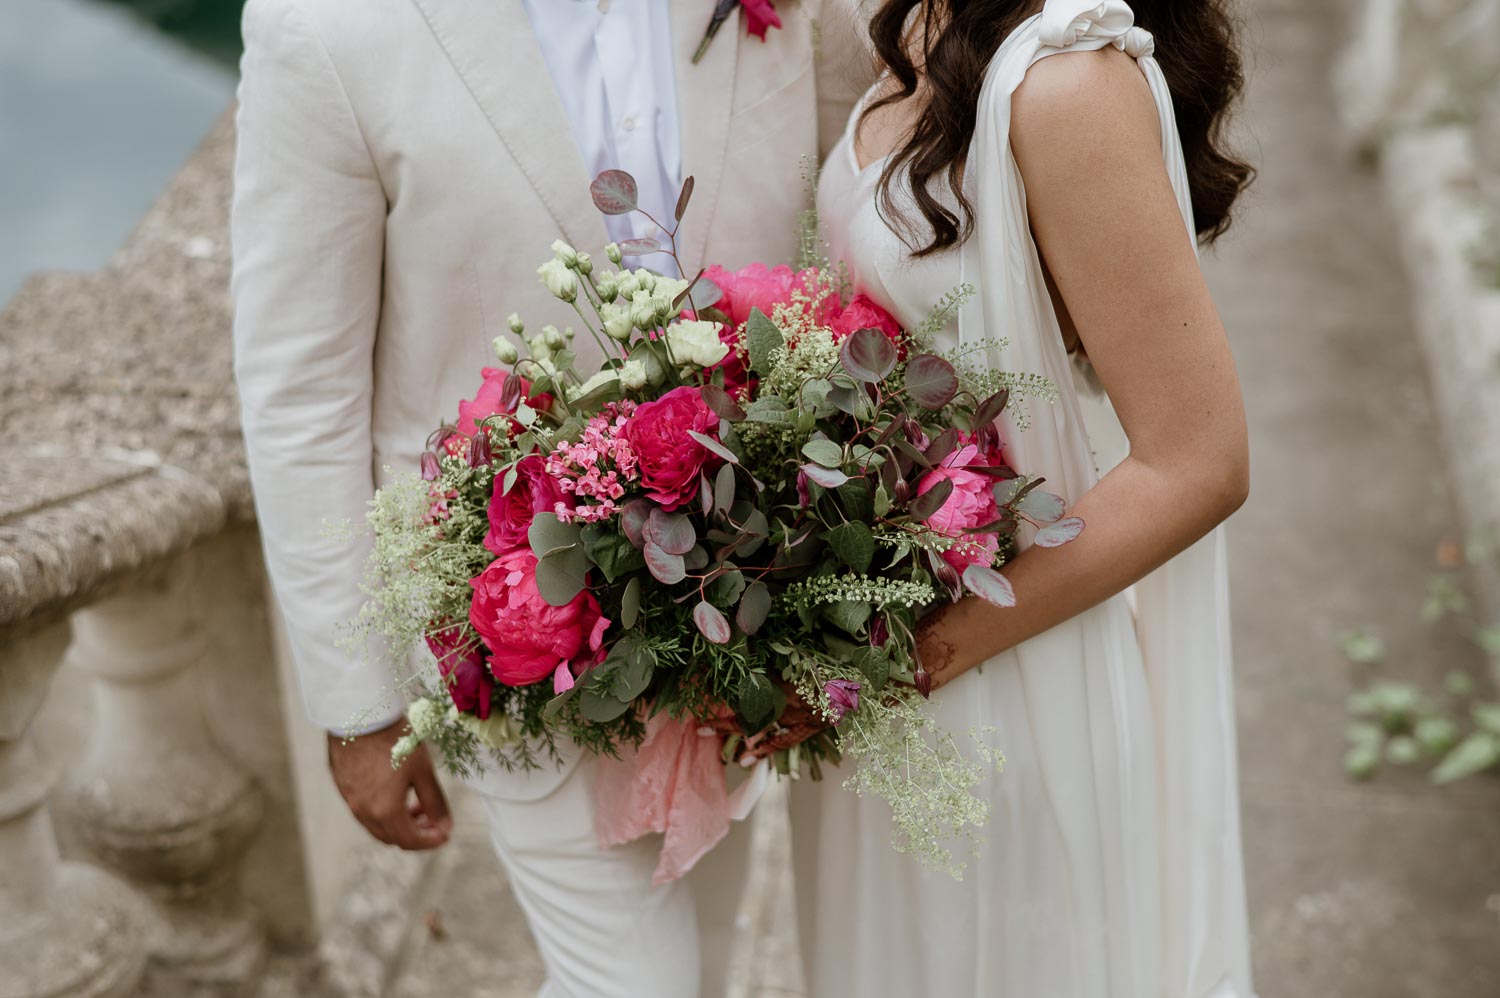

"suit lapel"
[670,0,740,269]
[410,0,607,250]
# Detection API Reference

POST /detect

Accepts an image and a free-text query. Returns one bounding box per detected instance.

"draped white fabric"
[791,2,1255,995]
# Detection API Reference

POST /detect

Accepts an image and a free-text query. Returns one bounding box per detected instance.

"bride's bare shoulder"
[1009,47,1159,152]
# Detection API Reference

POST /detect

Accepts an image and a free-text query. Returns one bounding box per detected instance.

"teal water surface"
[0,0,238,306]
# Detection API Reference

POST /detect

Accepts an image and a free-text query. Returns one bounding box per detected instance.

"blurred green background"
[0,0,245,304]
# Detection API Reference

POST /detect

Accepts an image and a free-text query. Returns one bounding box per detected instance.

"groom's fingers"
[407,757,454,842]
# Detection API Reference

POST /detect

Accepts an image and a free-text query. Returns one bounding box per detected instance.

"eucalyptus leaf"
[802,463,849,488]
[1034,516,1085,548]
[647,508,697,555]
[621,577,642,629]
[1016,488,1067,523]
[675,174,695,221]
[542,685,579,722]
[738,672,776,730]
[745,397,794,425]
[737,581,772,634]
[974,388,1011,426]
[590,169,639,215]
[528,512,582,561]
[688,429,739,465]
[617,236,662,256]
[694,601,732,644]
[536,546,589,606]
[579,685,634,722]
[714,462,736,516]
[644,541,687,584]
[963,564,1017,608]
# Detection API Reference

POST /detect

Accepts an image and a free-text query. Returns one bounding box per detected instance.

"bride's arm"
[918,48,1249,688]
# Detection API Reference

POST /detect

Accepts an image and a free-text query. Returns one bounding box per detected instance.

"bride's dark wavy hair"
[863,0,1253,256]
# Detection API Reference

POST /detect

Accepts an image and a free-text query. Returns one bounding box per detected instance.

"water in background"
[0,0,240,305]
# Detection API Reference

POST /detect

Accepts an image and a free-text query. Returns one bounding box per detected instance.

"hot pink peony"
[425,623,495,718]
[485,454,570,555]
[621,386,721,511]
[469,548,609,689]
[916,444,1002,571]
[702,263,838,329]
[830,294,903,354]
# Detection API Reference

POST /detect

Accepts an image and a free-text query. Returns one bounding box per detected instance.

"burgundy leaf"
[905,354,959,409]
[923,427,959,468]
[675,175,695,222]
[699,383,746,422]
[839,328,899,383]
[973,388,1010,427]
[906,477,952,521]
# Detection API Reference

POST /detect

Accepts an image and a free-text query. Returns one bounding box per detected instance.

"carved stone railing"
[1336,0,1500,629]
[0,117,427,997]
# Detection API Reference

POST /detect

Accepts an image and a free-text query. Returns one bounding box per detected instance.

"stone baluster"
[0,620,146,998]
[60,549,268,996]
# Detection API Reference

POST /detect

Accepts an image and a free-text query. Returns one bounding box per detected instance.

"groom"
[230,0,870,994]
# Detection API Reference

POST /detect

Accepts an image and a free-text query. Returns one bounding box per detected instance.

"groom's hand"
[327,724,453,850]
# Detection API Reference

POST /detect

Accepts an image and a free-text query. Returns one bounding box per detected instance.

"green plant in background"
[1341,532,1500,784]
[99,0,246,68]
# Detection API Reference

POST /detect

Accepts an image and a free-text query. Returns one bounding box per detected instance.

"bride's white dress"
[787,2,1255,995]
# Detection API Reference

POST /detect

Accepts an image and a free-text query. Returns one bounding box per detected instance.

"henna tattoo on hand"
[914,606,958,681]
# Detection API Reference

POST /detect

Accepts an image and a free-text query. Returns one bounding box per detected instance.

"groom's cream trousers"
[230,0,871,993]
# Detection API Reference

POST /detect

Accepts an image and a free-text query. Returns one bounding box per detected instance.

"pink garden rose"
[469,548,609,689]
[915,444,1002,572]
[621,386,721,511]
[830,294,903,355]
[702,263,838,330]
[425,623,495,719]
[485,454,571,555]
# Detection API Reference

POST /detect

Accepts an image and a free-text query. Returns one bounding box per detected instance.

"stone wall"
[0,116,427,998]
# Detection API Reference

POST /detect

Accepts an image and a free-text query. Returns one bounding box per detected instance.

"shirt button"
[622,115,637,132]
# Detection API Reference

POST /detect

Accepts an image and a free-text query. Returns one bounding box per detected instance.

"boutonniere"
[692,0,781,64]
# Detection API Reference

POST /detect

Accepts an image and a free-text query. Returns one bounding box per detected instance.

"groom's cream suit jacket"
[231,0,872,792]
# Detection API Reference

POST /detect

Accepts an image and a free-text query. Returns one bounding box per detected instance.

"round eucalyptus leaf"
[801,439,844,469]
[962,564,1017,608]
[839,328,899,383]
[647,508,697,555]
[801,463,849,489]
[590,169,639,215]
[736,581,772,635]
[1033,516,1085,548]
[694,601,732,645]
[644,541,687,584]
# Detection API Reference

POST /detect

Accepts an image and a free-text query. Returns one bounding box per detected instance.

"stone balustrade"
[0,117,427,998]
[1336,0,1500,623]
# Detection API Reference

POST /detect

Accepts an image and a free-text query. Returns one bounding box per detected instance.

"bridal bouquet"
[351,171,1081,876]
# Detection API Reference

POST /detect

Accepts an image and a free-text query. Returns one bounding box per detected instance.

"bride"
[786,0,1256,994]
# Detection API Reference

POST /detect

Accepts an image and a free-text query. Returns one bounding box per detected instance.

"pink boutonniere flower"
[693,0,781,64]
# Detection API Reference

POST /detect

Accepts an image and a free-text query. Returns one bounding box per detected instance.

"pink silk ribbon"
[595,712,761,884]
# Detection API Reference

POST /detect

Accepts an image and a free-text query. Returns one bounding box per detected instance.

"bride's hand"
[706,686,830,764]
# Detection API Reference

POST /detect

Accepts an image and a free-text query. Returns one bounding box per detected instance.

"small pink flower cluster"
[544,401,642,523]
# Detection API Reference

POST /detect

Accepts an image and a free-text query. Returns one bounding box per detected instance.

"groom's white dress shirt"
[520,0,682,244]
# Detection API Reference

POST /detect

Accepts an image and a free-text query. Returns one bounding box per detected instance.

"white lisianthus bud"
[507,312,525,335]
[605,242,624,265]
[600,302,634,340]
[550,239,579,266]
[631,269,658,294]
[595,275,619,302]
[653,276,691,310]
[492,336,520,365]
[563,326,576,341]
[537,258,579,303]
[568,368,620,401]
[616,271,640,300]
[575,252,593,276]
[630,290,660,330]
[665,320,730,368]
[618,358,649,391]
[542,325,566,350]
